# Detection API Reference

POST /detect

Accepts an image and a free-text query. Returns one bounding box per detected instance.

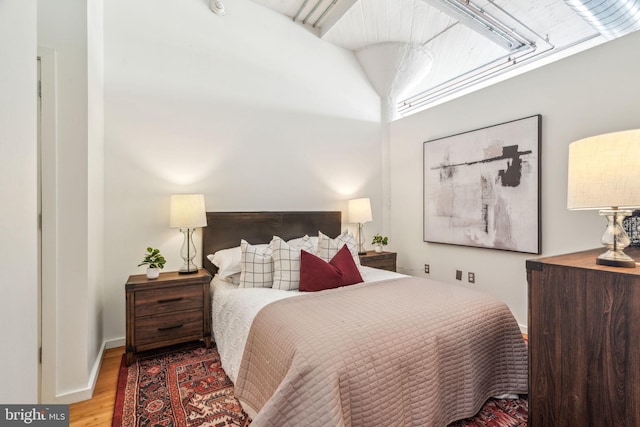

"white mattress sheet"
[211,266,406,383]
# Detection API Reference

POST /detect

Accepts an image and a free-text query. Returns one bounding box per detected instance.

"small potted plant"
[138,247,166,279]
[371,234,388,253]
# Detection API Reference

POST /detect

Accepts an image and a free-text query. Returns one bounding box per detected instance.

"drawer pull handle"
[157,297,184,304]
[157,324,183,331]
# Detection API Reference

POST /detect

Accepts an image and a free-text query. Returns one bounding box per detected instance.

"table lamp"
[170,194,207,273]
[567,130,640,267]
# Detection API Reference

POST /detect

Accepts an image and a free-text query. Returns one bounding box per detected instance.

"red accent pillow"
[299,245,364,292]
[330,244,365,286]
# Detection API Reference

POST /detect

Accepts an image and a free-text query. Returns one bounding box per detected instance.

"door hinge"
[38,213,42,230]
[39,347,42,364]
[38,80,42,98]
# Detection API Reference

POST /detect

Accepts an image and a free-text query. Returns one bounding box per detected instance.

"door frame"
[38,46,58,403]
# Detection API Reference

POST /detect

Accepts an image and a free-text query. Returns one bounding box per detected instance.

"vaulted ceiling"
[218,0,640,118]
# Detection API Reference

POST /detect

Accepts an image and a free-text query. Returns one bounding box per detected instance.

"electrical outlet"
[468,272,475,283]
[424,264,430,274]
[456,270,462,280]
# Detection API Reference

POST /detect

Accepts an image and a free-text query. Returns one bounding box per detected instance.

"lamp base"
[596,252,637,268]
[178,228,199,274]
[356,222,367,256]
[178,262,199,274]
[597,209,637,268]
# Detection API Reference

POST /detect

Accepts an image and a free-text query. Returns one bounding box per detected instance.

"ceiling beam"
[319,0,359,38]
[423,0,528,51]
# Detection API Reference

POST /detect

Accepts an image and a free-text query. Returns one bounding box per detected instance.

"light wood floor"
[69,347,124,427]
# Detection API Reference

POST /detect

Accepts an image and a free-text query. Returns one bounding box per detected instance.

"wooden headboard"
[201,211,342,275]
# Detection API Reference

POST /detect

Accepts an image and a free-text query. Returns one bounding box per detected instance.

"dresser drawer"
[135,309,204,347]
[135,284,203,317]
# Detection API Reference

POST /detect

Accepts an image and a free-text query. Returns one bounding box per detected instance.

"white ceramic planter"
[374,244,383,253]
[146,267,160,279]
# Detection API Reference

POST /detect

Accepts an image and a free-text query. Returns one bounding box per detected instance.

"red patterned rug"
[448,397,528,427]
[112,344,250,427]
[113,344,527,426]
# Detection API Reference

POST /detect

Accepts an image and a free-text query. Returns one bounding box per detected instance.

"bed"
[202,211,527,427]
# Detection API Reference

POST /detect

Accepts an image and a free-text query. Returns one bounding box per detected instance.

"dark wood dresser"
[358,251,397,272]
[526,247,640,426]
[125,269,212,365]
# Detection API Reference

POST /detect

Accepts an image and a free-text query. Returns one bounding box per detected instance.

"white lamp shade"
[170,194,207,228]
[348,198,373,223]
[567,129,640,210]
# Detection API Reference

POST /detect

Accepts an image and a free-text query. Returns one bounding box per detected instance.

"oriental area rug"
[113,344,527,427]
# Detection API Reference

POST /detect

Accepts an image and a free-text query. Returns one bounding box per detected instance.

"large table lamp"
[170,194,207,273]
[567,130,640,268]
[348,198,373,255]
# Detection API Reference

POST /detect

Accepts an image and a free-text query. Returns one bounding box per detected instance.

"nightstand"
[125,269,212,365]
[358,251,397,272]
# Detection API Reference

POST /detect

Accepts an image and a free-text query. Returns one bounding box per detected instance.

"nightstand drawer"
[362,258,394,270]
[359,251,397,272]
[135,309,204,347]
[135,285,203,317]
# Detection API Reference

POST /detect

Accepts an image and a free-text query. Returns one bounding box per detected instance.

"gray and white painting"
[423,115,540,254]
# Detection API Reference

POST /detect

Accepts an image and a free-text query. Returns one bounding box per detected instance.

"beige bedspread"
[235,276,528,426]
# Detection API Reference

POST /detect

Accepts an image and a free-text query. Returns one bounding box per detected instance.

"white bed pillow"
[271,235,314,291]
[225,272,241,285]
[207,246,241,279]
[286,235,319,252]
[317,230,361,267]
[239,240,274,288]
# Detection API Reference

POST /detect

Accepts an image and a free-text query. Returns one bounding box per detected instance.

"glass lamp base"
[178,228,199,273]
[356,222,367,255]
[597,209,637,268]
[597,251,637,268]
[178,262,199,274]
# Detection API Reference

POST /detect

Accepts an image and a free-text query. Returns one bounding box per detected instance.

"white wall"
[389,30,640,329]
[0,0,39,403]
[87,0,105,396]
[38,0,105,402]
[103,0,382,342]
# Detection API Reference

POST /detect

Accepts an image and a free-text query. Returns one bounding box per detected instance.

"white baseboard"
[105,337,125,349]
[55,337,126,404]
[51,338,125,404]
[519,324,528,335]
[52,341,106,404]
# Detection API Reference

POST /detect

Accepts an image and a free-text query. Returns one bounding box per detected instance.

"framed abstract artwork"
[423,115,541,254]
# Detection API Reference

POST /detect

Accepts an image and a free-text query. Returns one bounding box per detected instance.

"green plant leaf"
[139,247,165,269]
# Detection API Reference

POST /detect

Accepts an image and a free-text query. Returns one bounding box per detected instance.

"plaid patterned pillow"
[239,240,274,288]
[272,235,314,291]
[317,230,361,267]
